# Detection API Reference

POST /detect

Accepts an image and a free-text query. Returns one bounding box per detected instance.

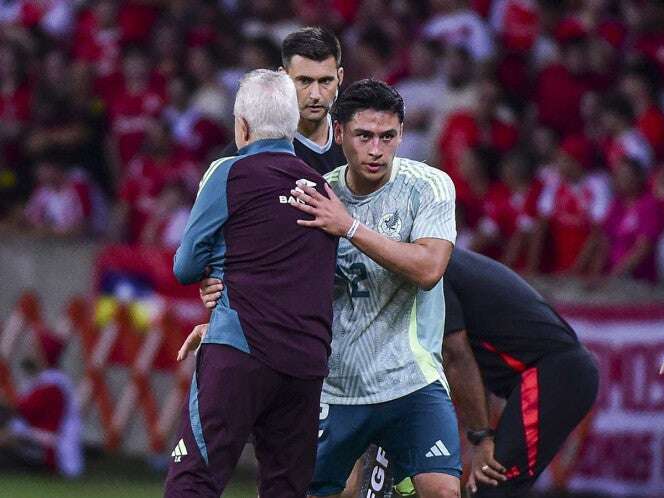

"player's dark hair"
[332,79,405,124]
[282,27,341,68]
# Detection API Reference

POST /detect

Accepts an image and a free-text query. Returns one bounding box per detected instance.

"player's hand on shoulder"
[199,278,223,309]
[177,323,208,362]
[289,180,353,237]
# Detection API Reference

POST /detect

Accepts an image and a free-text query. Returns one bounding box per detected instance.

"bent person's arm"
[444,329,506,491]
[444,329,491,434]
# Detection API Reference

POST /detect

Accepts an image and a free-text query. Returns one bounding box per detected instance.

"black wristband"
[466,428,495,446]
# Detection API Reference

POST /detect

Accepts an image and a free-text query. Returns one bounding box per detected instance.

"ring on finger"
[481,465,489,472]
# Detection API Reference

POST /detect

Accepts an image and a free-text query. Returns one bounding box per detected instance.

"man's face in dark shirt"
[285,55,343,125]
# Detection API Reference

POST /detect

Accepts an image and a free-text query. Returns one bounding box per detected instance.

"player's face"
[336,109,403,193]
[285,55,343,123]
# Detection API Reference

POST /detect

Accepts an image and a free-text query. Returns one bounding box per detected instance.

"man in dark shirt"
[164,69,338,498]
[443,249,598,497]
[360,249,598,498]
[221,27,346,175]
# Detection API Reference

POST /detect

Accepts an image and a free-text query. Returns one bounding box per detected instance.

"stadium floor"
[2,472,616,498]
[0,452,614,498]
[2,473,256,498]
[1,451,257,498]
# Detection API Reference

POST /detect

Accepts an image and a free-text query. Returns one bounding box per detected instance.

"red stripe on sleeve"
[521,368,539,477]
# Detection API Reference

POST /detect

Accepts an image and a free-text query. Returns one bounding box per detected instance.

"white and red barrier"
[3,293,664,495]
[1,293,199,455]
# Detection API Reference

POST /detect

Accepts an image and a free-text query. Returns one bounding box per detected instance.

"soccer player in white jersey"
[287,79,460,498]
[182,80,460,498]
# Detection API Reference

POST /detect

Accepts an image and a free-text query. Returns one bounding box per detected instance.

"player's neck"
[298,117,329,147]
[346,168,390,196]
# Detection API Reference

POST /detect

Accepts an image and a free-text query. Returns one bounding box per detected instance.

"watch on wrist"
[466,428,495,446]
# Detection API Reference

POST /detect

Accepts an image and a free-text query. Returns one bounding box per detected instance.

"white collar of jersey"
[294,114,333,154]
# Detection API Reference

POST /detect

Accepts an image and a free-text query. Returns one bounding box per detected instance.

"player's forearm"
[349,224,452,290]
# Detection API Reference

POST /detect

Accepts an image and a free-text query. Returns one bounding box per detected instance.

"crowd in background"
[2,0,664,283]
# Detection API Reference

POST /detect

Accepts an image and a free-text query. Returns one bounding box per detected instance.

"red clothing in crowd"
[73,9,121,78]
[489,180,543,238]
[117,2,159,44]
[74,2,158,63]
[491,0,540,53]
[535,63,593,136]
[0,82,31,166]
[538,174,611,272]
[109,83,166,168]
[438,111,518,199]
[164,107,227,163]
[458,182,508,234]
[465,179,542,260]
[603,194,663,281]
[636,105,664,160]
[119,153,198,242]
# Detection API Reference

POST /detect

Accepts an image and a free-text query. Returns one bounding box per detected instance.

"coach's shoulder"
[197,156,238,193]
[395,157,455,201]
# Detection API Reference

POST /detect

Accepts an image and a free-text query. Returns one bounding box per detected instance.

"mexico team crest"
[378,212,403,240]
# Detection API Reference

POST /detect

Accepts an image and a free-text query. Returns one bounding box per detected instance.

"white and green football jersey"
[322,157,456,405]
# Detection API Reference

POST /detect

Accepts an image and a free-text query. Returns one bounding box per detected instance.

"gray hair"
[234,69,300,142]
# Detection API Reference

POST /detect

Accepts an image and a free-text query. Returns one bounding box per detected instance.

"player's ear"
[333,121,343,145]
[337,66,344,87]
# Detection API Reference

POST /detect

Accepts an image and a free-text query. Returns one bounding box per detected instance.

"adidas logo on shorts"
[425,440,450,458]
[171,438,188,463]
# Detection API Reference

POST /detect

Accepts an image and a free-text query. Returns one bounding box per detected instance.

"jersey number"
[349,262,370,298]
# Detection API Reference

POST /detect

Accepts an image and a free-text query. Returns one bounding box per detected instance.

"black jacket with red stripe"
[444,249,578,398]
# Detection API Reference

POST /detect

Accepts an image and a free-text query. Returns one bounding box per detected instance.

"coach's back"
[174,138,338,379]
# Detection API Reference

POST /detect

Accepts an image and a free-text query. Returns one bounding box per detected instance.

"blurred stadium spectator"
[0,0,661,285]
[594,157,664,281]
[23,160,87,237]
[531,134,611,274]
[0,328,82,478]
